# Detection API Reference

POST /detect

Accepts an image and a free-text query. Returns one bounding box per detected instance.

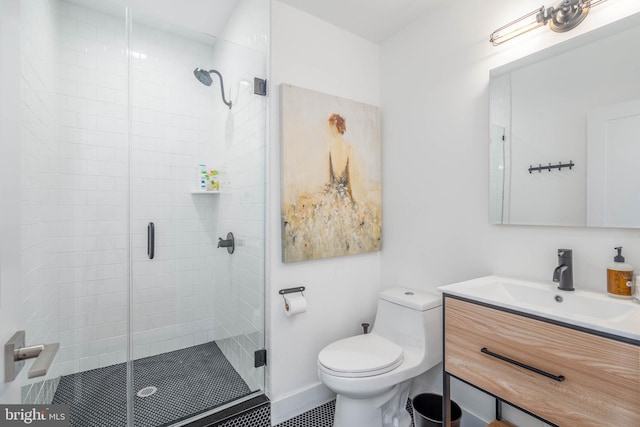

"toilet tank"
[371,288,442,366]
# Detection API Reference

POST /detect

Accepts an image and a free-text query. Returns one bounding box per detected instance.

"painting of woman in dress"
[280,84,382,263]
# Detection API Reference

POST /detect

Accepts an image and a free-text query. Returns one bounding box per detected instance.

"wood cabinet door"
[444,297,640,427]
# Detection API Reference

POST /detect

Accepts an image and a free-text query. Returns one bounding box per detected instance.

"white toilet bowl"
[317,288,443,427]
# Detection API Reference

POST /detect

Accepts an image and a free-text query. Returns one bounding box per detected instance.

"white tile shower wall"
[209,34,267,391]
[128,16,221,361]
[53,1,129,375]
[20,0,62,403]
[220,0,269,55]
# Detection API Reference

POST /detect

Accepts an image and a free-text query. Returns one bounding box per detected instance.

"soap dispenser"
[607,247,633,299]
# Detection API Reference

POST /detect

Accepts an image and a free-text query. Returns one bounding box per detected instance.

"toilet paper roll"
[284,294,307,317]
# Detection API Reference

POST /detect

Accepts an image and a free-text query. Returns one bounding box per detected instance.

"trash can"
[412,393,462,427]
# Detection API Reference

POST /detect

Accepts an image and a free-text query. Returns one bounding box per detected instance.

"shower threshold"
[53,341,254,427]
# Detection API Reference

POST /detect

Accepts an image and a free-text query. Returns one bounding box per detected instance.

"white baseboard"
[270,382,335,426]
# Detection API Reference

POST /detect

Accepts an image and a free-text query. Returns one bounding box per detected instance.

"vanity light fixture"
[490,0,608,46]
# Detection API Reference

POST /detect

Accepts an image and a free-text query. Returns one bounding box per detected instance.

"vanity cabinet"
[443,296,640,427]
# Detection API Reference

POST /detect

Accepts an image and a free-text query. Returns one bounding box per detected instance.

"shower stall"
[0,0,268,425]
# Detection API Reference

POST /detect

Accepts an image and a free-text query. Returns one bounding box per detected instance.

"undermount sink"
[439,276,640,341]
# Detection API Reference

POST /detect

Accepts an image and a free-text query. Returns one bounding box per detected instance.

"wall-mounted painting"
[280,84,382,263]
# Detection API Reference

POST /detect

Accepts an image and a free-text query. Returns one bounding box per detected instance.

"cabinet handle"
[481,347,565,382]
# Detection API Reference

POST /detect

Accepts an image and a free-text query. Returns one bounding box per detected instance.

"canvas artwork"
[280,84,382,263]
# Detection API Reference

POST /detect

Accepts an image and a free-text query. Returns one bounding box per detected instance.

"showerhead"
[193,68,213,86]
[193,67,232,109]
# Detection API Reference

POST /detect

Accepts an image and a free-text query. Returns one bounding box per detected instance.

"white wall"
[0,0,24,405]
[381,1,640,426]
[269,1,382,423]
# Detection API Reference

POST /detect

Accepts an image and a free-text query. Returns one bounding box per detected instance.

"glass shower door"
[127,7,266,426]
[6,1,265,425]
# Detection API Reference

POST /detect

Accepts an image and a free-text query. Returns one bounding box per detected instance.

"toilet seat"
[318,334,404,378]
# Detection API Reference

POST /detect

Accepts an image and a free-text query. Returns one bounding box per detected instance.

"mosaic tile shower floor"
[52,341,252,427]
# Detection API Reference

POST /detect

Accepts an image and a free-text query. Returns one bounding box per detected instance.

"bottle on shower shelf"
[208,169,219,190]
[198,163,207,190]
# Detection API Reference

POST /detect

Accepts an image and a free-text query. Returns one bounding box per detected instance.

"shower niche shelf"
[190,190,221,194]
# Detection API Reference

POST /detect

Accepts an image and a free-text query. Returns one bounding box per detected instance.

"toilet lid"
[318,334,404,378]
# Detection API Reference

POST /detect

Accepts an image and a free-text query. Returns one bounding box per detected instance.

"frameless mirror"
[489,12,640,228]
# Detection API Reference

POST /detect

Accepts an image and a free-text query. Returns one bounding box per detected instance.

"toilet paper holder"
[279,286,305,301]
[279,287,306,315]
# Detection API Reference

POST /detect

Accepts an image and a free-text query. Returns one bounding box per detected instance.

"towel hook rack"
[528,160,574,174]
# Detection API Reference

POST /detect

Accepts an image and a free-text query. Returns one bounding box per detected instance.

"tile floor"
[275,399,416,427]
[53,341,252,427]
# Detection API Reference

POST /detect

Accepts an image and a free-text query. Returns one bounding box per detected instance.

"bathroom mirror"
[489,12,640,228]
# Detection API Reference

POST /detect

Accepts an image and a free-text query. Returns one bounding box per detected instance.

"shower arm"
[208,69,232,109]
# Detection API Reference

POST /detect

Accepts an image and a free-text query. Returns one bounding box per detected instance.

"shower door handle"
[147,222,155,259]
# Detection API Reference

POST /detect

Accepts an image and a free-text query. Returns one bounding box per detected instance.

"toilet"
[317,287,443,427]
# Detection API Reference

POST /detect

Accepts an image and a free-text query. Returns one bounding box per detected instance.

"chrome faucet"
[553,249,574,291]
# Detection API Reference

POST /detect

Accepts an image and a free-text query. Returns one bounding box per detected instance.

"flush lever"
[4,331,59,382]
